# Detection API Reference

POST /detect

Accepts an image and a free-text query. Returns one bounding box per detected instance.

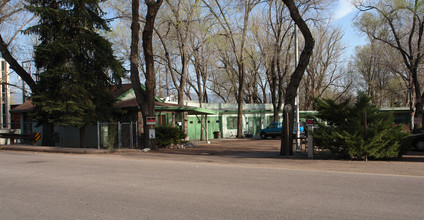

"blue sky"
[332,0,367,59]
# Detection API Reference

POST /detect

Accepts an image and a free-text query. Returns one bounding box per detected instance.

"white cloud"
[334,0,355,20]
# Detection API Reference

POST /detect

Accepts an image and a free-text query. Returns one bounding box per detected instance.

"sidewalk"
[0,138,238,154]
[0,144,140,154]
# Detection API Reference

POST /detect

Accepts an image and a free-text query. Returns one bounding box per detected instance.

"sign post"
[306,119,314,159]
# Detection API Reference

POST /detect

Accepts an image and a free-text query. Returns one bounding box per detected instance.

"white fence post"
[307,125,314,159]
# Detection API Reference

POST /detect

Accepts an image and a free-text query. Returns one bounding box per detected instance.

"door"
[248,117,262,135]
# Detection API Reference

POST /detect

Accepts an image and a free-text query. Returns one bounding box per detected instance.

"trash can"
[213,131,221,139]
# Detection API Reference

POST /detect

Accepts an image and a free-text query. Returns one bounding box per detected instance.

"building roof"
[11,83,165,114]
[11,98,218,115]
[111,84,133,99]
[115,98,219,115]
[113,84,163,102]
[10,101,34,113]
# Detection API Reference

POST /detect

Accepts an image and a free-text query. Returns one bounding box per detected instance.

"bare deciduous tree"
[280,0,315,156]
[130,0,163,149]
[203,0,260,138]
[355,0,424,132]
[303,24,346,110]
[0,0,36,90]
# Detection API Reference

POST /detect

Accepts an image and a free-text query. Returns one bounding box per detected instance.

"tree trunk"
[143,0,162,148]
[178,51,189,106]
[130,0,143,148]
[236,2,253,138]
[280,0,315,156]
[237,96,244,138]
[414,97,424,133]
[412,67,423,133]
[130,0,162,149]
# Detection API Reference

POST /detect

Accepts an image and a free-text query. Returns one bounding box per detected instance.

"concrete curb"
[0,145,143,154]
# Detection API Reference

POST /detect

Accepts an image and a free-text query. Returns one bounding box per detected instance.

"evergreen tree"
[313,93,409,160]
[25,0,124,146]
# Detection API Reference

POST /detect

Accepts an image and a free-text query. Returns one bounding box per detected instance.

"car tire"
[260,133,267,139]
[416,139,424,151]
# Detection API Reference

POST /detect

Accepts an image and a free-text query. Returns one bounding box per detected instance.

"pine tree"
[313,93,409,160]
[25,0,124,146]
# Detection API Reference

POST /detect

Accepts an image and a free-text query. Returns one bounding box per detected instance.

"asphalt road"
[1,151,423,219]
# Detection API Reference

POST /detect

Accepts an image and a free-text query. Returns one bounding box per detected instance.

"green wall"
[187,115,221,140]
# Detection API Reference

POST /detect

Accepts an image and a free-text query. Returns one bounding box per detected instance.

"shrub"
[313,93,409,160]
[155,125,187,147]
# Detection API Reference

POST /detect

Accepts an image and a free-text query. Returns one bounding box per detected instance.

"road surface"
[1,151,423,219]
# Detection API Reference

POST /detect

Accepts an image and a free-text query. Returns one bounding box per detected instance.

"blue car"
[259,122,282,139]
[260,122,305,139]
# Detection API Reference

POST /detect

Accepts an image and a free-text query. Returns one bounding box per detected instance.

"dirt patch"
[140,139,424,176]
[156,139,281,157]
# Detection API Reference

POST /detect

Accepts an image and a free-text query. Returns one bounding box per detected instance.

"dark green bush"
[313,93,409,160]
[155,125,187,147]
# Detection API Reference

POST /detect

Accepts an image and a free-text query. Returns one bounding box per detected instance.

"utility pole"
[21,60,32,102]
[294,25,300,152]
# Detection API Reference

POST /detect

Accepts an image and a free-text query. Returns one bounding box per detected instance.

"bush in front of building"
[156,125,187,147]
[312,93,410,160]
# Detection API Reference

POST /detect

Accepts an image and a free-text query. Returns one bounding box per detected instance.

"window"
[227,117,237,129]
[394,114,410,124]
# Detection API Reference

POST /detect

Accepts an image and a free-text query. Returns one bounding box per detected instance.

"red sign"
[306,119,314,125]
[146,117,156,125]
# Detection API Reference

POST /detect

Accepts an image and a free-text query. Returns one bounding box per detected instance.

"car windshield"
[268,123,280,128]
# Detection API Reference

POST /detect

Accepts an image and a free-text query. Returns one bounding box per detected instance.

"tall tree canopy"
[25,0,124,144]
[355,0,424,132]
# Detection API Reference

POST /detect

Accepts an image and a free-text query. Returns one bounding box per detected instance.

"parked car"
[260,122,282,139]
[260,122,305,139]
[407,132,424,151]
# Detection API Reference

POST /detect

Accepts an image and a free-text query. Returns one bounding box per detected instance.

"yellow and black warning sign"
[34,133,42,143]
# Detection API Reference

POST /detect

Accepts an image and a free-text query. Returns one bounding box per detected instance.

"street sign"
[306,119,314,125]
[146,117,156,125]
[33,132,42,145]
[35,133,42,142]
[149,129,155,139]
